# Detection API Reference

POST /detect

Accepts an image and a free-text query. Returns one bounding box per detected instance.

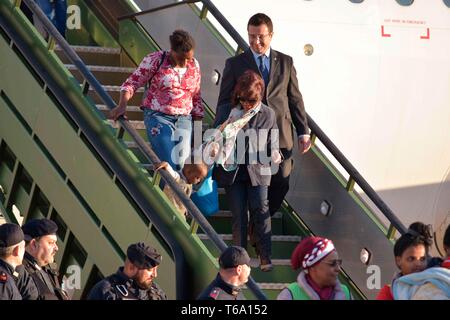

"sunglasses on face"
[321,259,343,267]
[238,97,259,105]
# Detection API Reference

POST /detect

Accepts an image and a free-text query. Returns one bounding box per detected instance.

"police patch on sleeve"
[209,288,220,300]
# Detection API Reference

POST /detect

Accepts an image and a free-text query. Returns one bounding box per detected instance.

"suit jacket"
[212,103,279,187]
[216,49,308,151]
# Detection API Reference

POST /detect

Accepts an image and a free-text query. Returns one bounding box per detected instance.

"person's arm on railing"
[109,90,131,120]
[154,161,181,182]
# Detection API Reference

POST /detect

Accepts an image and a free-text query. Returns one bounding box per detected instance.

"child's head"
[393,222,433,276]
[182,162,208,185]
[444,224,450,257]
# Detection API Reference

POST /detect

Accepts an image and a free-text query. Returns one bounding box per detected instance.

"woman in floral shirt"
[110,30,203,170]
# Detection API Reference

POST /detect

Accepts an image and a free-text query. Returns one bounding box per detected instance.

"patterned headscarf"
[291,236,336,270]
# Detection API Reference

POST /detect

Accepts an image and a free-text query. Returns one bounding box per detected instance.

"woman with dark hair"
[277,236,351,300]
[212,70,280,271]
[110,30,202,170]
[376,222,433,300]
[389,223,450,300]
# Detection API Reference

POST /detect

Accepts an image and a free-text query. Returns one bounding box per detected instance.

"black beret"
[0,223,24,248]
[219,246,250,269]
[127,242,161,269]
[22,219,58,241]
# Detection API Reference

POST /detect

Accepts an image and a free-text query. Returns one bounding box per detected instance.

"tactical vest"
[107,274,166,300]
[287,282,350,300]
[23,258,68,300]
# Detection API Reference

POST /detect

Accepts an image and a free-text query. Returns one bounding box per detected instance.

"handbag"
[190,167,219,216]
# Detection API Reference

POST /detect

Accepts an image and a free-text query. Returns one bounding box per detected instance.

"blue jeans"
[224,182,272,261]
[144,109,192,171]
[36,0,67,37]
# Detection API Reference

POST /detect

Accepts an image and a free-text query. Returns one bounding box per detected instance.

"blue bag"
[191,168,219,216]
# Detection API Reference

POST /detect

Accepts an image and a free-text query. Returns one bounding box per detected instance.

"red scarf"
[306,274,334,300]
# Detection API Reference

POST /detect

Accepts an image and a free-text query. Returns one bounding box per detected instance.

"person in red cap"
[277,236,351,300]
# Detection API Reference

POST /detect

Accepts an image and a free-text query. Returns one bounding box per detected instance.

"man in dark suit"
[216,13,311,216]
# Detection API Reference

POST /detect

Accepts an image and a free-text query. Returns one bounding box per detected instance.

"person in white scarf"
[211,70,280,271]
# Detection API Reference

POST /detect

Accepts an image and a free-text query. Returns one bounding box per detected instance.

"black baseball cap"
[219,246,251,269]
[127,242,161,269]
[0,223,25,248]
[22,218,58,241]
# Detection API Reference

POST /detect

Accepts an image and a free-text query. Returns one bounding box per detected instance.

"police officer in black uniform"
[0,223,26,300]
[21,218,68,300]
[87,242,167,300]
[197,246,251,300]
[15,264,39,300]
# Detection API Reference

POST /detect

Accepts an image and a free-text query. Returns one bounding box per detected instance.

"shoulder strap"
[107,274,139,300]
[147,51,166,88]
[141,51,166,108]
[287,282,310,300]
[44,267,69,300]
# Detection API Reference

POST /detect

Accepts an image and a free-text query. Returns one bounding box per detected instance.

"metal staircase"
[52,42,312,299]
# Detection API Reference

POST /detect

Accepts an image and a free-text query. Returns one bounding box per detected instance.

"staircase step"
[108,120,146,131]
[97,104,143,121]
[212,210,282,219]
[120,122,210,145]
[198,210,284,235]
[197,234,301,242]
[243,283,289,299]
[55,45,134,67]
[250,261,296,284]
[197,234,300,259]
[254,282,289,290]
[65,45,121,54]
[88,85,143,106]
[66,64,135,73]
[66,64,134,86]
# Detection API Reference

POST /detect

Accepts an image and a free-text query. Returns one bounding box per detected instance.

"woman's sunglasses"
[238,97,259,105]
